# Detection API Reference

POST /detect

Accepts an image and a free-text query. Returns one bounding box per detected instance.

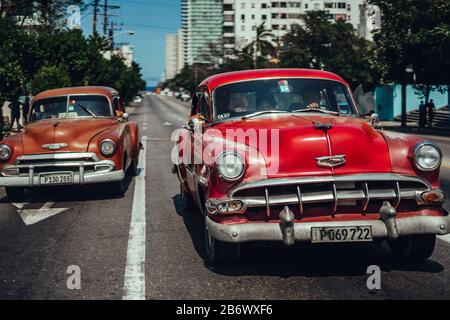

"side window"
[190,94,199,117]
[113,97,120,111]
[198,95,210,120]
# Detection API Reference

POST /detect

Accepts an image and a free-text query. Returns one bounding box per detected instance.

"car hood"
[211,114,392,178]
[22,118,117,154]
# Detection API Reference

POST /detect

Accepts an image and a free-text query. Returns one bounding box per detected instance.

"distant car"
[181,93,191,102]
[133,95,143,103]
[174,69,449,265]
[0,86,141,200]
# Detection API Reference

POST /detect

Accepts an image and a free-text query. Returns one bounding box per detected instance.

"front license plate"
[311,226,373,243]
[40,173,74,185]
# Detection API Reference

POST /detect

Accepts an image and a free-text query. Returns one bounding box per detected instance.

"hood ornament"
[316,155,346,168]
[42,143,68,150]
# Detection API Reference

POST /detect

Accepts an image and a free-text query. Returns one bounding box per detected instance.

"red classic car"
[0,86,141,200]
[173,69,449,265]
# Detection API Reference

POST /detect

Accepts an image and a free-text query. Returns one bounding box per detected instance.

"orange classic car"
[0,86,141,200]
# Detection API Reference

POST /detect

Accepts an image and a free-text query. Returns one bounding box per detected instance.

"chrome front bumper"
[206,213,450,244]
[0,170,125,187]
[0,152,124,187]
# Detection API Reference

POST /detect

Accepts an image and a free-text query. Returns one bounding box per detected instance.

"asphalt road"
[0,95,449,300]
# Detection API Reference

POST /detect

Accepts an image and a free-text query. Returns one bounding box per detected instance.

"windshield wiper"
[291,108,340,116]
[76,102,96,118]
[242,110,287,120]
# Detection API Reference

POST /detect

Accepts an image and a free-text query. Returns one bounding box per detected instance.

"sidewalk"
[382,121,450,137]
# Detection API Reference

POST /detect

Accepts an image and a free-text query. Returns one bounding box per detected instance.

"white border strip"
[122,136,147,300]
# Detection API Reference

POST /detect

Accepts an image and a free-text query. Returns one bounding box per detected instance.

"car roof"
[199,68,351,90]
[32,86,118,102]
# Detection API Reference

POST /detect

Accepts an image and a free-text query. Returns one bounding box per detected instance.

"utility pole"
[93,0,99,36]
[103,0,108,35]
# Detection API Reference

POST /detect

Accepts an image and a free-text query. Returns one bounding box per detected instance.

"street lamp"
[105,30,135,41]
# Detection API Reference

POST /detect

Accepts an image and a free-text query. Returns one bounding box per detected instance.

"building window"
[337,2,346,9]
[271,2,279,8]
[272,13,279,19]
[241,25,245,31]
[314,3,320,10]
[252,14,255,19]
[280,13,287,19]
[251,3,255,8]
[252,25,256,31]
[347,15,351,21]
[241,14,245,20]
[305,3,308,9]
[262,3,267,8]
[324,2,333,9]
[347,4,351,11]
[280,2,287,8]
[241,3,245,9]
[262,14,267,20]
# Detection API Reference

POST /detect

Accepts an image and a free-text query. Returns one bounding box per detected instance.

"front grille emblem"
[316,155,346,168]
[42,143,68,150]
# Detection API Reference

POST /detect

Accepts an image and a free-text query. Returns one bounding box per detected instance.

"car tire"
[6,187,25,201]
[127,158,139,176]
[108,180,126,197]
[180,185,196,213]
[388,234,436,261]
[204,218,240,265]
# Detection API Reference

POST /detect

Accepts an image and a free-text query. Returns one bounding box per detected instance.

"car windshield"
[29,95,112,121]
[213,78,357,121]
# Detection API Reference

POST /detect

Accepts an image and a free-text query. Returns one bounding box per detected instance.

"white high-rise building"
[182,0,223,65]
[227,0,366,50]
[165,34,179,80]
[358,0,381,41]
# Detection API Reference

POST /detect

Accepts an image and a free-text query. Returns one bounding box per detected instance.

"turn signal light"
[421,191,444,203]
[217,200,243,214]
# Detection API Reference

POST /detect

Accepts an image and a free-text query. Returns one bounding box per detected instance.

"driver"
[257,95,276,111]
[303,88,321,109]
[229,94,250,113]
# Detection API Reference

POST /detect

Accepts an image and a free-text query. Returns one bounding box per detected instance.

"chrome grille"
[230,174,430,217]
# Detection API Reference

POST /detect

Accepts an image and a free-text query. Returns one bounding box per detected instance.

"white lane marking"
[18,202,69,226]
[12,202,26,209]
[122,135,147,300]
[438,234,450,244]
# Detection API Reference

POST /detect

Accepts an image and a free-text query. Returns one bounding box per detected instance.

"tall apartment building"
[181,0,224,65]
[165,34,180,81]
[226,0,365,50]
[358,0,381,41]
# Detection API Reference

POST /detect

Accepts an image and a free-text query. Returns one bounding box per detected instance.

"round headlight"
[0,144,11,161]
[216,152,245,181]
[414,142,442,171]
[100,139,116,156]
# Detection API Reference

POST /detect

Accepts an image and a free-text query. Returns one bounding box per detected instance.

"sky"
[81,0,181,86]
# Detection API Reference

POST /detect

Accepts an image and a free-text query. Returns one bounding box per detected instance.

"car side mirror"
[188,115,205,130]
[370,113,380,125]
[121,112,130,121]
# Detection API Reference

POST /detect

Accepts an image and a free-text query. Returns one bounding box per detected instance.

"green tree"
[31,65,71,93]
[280,11,380,90]
[370,0,450,125]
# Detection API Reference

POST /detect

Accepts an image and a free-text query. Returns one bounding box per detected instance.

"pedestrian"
[427,99,436,127]
[8,96,23,132]
[22,96,30,125]
[418,100,427,130]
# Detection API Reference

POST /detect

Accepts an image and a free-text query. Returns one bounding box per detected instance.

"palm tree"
[244,22,276,68]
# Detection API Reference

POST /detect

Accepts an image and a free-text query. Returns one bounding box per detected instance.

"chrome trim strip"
[16,152,99,162]
[362,182,370,211]
[265,188,270,219]
[296,185,303,215]
[229,173,431,197]
[332,182,337,212]
[394,181,401,208]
